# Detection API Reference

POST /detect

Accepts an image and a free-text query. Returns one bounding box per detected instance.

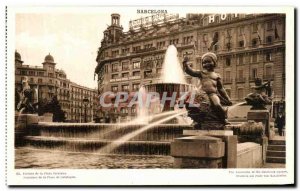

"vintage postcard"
[6,6,294,185]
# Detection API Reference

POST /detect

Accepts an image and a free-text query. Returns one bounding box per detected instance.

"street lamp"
[83,96,89,123]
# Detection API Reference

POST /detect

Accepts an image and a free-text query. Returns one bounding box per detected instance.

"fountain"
[15,45,196,168]
[15,47,271,169]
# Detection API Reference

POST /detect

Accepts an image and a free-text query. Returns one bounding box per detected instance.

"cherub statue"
[182,52,232,125]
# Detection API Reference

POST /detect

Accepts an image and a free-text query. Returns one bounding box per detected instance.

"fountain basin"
[23,123,193,155]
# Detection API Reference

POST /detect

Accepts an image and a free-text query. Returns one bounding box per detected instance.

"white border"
[6,6,295,186]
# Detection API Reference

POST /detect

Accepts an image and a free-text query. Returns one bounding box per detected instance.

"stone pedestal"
[15,114,39,146]
[171,136,225,168]
[247,110,270,138]
[183,130,237,168]
[237,142,263,168]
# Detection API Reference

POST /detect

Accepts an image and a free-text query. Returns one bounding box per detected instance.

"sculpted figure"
[245,78,272,110]
[16,77,35,113]
[182,52,232,125]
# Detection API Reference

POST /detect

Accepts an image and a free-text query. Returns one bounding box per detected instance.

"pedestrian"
[275,112,285,136]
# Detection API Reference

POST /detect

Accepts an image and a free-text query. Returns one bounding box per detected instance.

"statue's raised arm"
[182,56,202,78]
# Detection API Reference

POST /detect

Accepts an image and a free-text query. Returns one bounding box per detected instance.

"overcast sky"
[14,7,203,89]
[15,12,143,89]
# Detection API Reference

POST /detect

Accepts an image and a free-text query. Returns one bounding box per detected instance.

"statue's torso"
[200,71,219,94]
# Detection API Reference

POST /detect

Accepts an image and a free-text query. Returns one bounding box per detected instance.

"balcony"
[223,78,232,84]
[263,74,274,80]
[236,77,246,83]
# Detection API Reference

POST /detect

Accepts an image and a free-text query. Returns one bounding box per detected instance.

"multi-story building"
[95,13,286,121]
[69,82,98,123]
[15,51,99,122]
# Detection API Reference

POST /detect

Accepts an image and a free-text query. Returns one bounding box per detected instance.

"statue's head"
[21,77,30,88]
[254,78,265,91]
[201,52,217,70]
[21,76,28,84]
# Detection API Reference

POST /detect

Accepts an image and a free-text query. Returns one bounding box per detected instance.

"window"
[28,71,35,76]
[238,70,244,79]
[131,107,136,113]
[239,40,244,47]
[112,63,118,72]
[226,29,232,38]
[266,36,273,44]
[21,70,27,75]
[112,74,118,79]
[133,61,140,69]
[121,48,130,54]
[252,39,257,47]
[169,39,179,45]
[133,84,139,91]
[265,66,273,77]
[157,41,165,49]
[111,86,118,92]
[225,71,231,80]
[252,53,258,63]
[120,108,128,114]
[266,21,273,30]
[266,52,272,61]
[133,46,141,52]
[238,55,244,65]
[144,43,153,49]
[38,72,44,76]
[156,60,163,68]
[122,84,129,91]
[203,17,209,26]
[252,23,258,32]
[251,68,258,79]
[122,73,129,78]
[133,71,140,76]
[226,42,231,50]
[112,50,119,57]
[183,36,193,45]
[144,71,152,78]
[225,57,231,67]
[122,62,129,70]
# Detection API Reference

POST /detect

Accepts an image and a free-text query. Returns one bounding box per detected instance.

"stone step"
[269,140,286,145]
[266,156,286,163]
[267,150,286,157]
[268,145,286,151]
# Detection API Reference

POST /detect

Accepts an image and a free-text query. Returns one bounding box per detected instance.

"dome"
[15,50,23,63]
[44,53,55,63]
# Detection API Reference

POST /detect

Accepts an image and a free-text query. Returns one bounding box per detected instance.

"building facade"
[15,51,99,122]
[95,13,286,121]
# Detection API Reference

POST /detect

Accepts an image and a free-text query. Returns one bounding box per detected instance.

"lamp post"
[83,97,89,123]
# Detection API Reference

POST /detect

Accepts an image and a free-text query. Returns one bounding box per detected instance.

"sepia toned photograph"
[6,6,294,185]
